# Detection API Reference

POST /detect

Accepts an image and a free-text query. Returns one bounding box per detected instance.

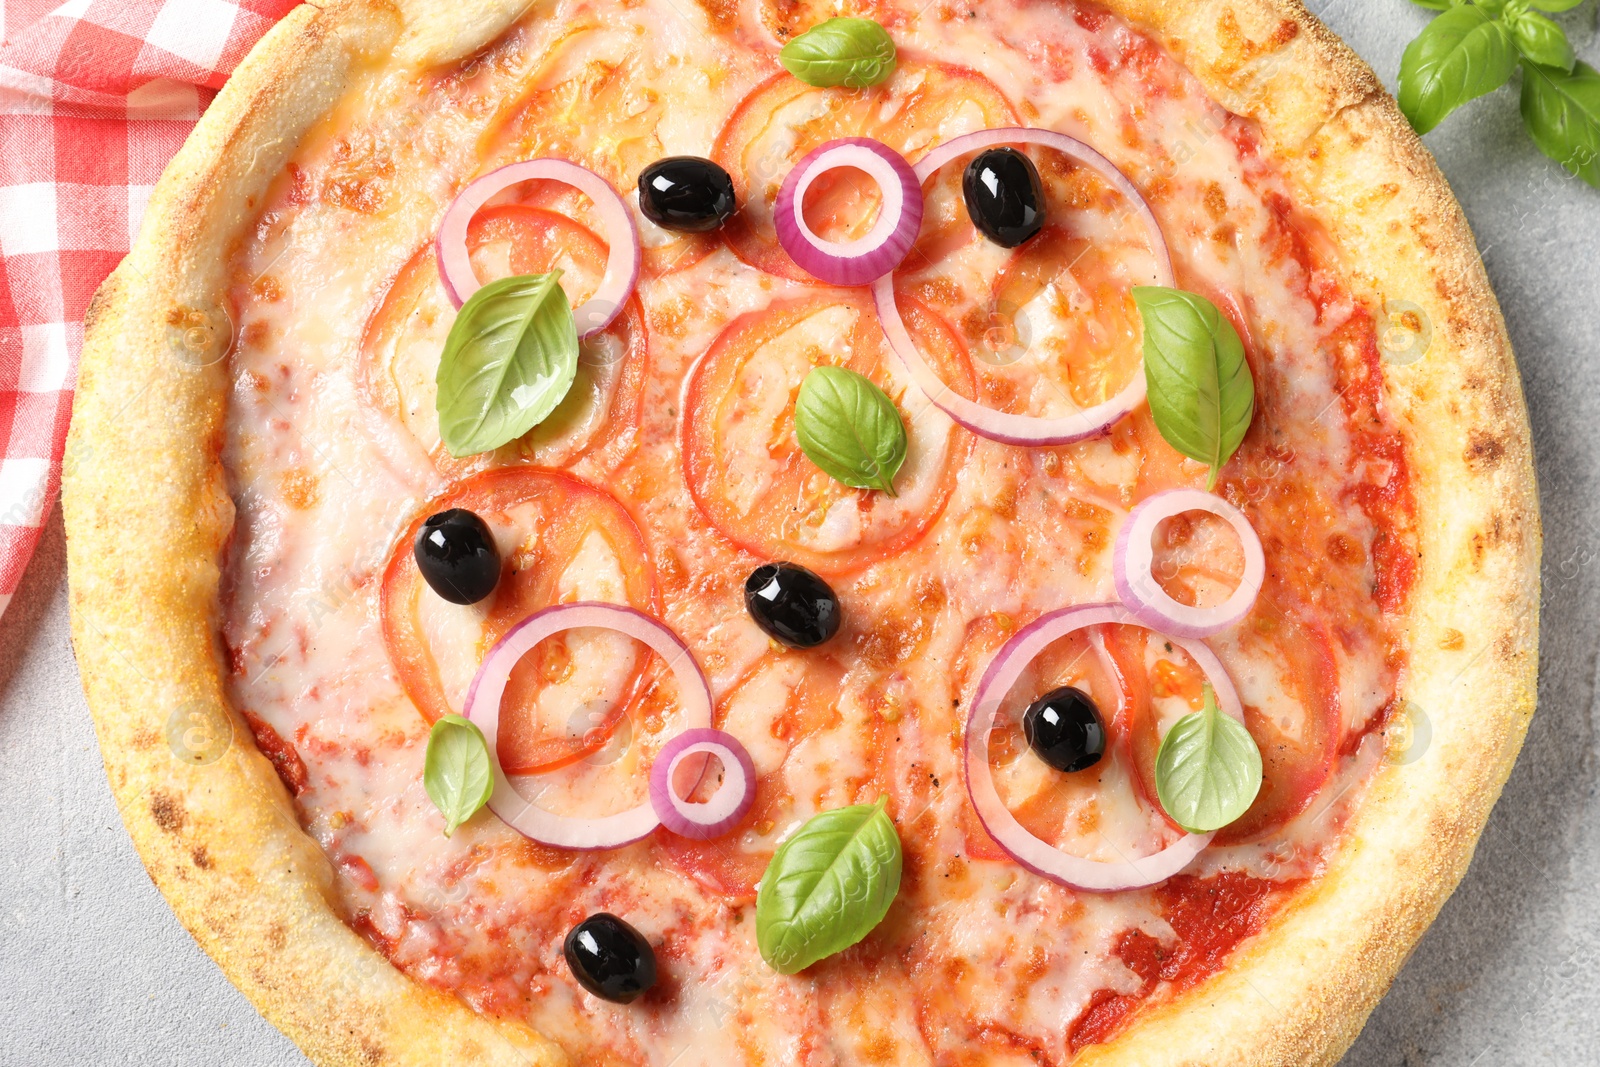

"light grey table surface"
[3,4,1597,1065]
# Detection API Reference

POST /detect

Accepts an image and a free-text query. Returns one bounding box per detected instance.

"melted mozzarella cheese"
[219,0,1407,1061]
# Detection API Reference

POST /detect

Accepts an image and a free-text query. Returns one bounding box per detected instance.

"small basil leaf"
[1509,10,1575,71]
[1521,60,1600,187]
[1154,684,1263,835]
[794,366,908,495]
[1529,0,1586,12]
[779,17,897,89]
[424,714,494,837]
[1397,5,1518,134]
[756,798,903,975]
[1132,287,1254,491]
[1408,0,1455,9]
[436,271,579,457]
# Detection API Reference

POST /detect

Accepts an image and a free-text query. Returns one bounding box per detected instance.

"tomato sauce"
[1068,872,1298,1051]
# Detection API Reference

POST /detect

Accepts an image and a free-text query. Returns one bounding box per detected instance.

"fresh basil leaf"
[779,18,897,89]
[1509,10,1575,71]
[1132,287,1254,491]
[1529,0,1586,12]
[1154,684,1263,835]
[1521,60,1600,187]
[756,798,902,975]
[1397,5,1518,134]
[794,366,907,495]
[436,271,579,457]
[1408,0,1455,10]
[424,714,494,837]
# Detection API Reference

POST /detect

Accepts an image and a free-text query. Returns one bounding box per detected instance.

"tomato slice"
[1096,613,1341,845]
[1215,602,1342,844]
[359,206,646,476]
[713,63,1019,281]
[657,655,867,901]
[964,226,1145,413]
[1144,506,1248,608]
[681,290,974,575]
[380,468,658,774]
[1096,626,1189,834]
[476,26,725,277]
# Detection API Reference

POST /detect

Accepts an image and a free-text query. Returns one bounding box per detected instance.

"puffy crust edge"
[64,2,564,1065]
[62,1,1539,1065]
[1077,2,1540,1064]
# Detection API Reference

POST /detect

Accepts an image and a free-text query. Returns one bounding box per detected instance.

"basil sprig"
[1398,5,1518,134]
[779,18,897,89]
[1133,287,1254,491]
[1522,61,1600,187]
[424,714,494,837]
[794,366,908,495]
[435,271,579,457]
[756,798,903,975]
[1508,9,1575,70]
[1399,0,1600,188]
[1154,684,1263,835]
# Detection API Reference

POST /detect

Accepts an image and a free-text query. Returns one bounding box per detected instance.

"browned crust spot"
[150,790,187,834]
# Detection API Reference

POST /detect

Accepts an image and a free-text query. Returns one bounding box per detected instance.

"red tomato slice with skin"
[680,290,975,575]
[1097,616,1341,845]
[380,468,658,775]
[1216,600,1343,845]
[656,655,872,901]
[359,206,647,477]
[713,64,1019,281]
[474,25,723,279]
[972,226,1145,415]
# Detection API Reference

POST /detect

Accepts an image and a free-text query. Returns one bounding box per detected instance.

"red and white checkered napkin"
[0,0,293,619]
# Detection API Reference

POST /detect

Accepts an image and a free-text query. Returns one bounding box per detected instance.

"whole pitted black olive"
[638,156,738,233]
[744,561,842,649]
[564,913,658,1004]
[1022,686,1107,773]
[414,508,501,605]
[962,147,1046,248]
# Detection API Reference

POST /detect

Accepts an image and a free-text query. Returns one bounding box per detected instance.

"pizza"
[62,0,1541,1064]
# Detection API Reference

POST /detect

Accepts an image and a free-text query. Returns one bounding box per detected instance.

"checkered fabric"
[0,0,293,618]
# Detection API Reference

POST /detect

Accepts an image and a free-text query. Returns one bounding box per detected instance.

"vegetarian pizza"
[63,0,1541,1064]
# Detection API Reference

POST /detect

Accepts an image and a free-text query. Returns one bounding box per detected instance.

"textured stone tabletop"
[2,4,1597,1065]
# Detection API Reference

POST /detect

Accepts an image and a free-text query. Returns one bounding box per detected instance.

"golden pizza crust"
[63,1,1539,1065]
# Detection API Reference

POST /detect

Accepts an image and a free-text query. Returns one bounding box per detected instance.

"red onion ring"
[965,603,1245,891]
[1113,489,1266,638]
[464,602,711,850]
[649,728,757,839]
[872,126,1174,445]
[435,159,640,337]
[774,137,923,286]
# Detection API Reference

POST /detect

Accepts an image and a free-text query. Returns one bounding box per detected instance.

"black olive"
[744,561,842,649]
[638,156,737,233]
[563,913,658,1004]
[962,147,1046,248]
[413,509,500,605]
[1022,686,1106,773]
